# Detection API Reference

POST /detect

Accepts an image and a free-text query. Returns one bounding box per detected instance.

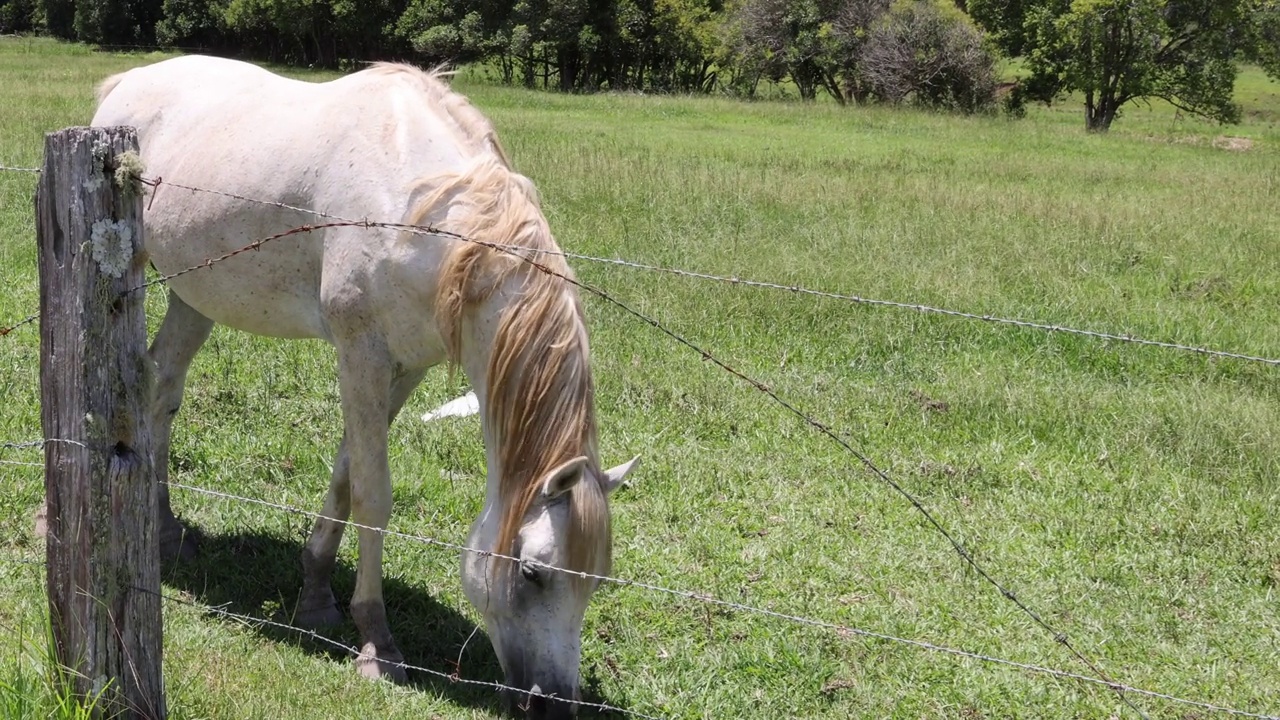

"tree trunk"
[1085,91,1120,132]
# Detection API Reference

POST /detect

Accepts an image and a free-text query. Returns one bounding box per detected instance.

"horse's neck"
[456,272,525,509]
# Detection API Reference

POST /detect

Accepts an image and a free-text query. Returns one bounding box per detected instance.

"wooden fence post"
[37,126,165,720]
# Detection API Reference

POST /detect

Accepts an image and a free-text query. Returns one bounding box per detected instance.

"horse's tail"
[95,72,126,105]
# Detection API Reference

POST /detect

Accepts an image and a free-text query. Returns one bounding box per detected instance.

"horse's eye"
[520,562,542,586]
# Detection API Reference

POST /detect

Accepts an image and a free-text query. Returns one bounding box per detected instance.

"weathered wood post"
[37,126,165,720]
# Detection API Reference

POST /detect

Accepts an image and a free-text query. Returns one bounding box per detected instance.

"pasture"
[2,36,1280,719]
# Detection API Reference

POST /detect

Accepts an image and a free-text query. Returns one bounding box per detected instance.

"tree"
[861,0,996,112]
[73,0,165,44]
[1244,0,1280,80]
[727,0,891,102]
[0,0,43,33]
[970,0,1253,132]
[39,0,76,38]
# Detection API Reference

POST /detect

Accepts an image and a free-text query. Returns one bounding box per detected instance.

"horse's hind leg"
[149,290,214,562]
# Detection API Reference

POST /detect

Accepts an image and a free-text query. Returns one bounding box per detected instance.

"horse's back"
[91,56,461,342]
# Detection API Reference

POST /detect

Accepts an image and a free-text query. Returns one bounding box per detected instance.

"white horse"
[92,56,639,717]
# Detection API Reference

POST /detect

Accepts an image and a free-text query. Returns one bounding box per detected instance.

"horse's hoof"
[355,643,409,684]
[294,602,344,629]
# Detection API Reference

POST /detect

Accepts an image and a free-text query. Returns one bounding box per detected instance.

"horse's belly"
[171,277,325,340]
[150,228,327,340]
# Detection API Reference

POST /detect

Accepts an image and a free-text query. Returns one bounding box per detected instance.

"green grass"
[3,36,1280,719]
[0,608,109,720]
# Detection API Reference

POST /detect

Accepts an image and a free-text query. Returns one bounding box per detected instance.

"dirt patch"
[1212,136,1254,152]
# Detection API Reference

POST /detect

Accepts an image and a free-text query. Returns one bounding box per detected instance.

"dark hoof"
[355,642,409,684]
[294,601,344,629]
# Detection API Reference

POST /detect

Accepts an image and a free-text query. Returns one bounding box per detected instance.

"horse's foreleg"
[296,434,350,628]
[149,290,214,562]
[334,335,407,684]
[298,365,426,630]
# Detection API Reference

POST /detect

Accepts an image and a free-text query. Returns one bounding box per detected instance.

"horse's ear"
[541,456,590,499]
[600,455,641,495]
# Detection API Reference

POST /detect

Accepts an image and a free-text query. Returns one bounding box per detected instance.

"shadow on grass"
[160,526,630,718]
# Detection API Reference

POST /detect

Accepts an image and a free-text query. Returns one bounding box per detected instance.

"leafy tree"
[396,0,495,63]
[970,0,1253,131]
[74,0,166,44]
[727,0,890,101]
[0,0,43,33]
[861,0,996,112]
[965,0,1027,54]
[154,0,226,47]
[39,0,75,38]
[1244,0,1280,80]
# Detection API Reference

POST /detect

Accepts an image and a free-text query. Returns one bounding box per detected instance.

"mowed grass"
[3,36,1280,719]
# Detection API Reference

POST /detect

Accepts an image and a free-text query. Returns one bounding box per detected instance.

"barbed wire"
[161,480,1278,720]
[0,164,40,174]
[0,313,38,338]
[5,170,1276,366]
[144,586,668,720]
[0,549,666,718]
[134,176,1280,368]
[553,256,1280,367]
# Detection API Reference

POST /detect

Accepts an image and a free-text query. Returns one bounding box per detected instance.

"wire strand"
[146,586,668,720]
[161,481,1277,720]
[134,176,1280,367]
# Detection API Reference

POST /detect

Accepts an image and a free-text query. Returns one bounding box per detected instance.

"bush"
[0,0,44,33]
[860,0,997,113]
[154,0,226,48]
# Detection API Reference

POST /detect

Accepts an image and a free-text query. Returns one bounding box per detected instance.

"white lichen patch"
[83,138,112,192]
[90,219,134,278]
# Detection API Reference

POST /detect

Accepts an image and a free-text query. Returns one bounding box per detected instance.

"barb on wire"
[124,223,345,295]
[0,313,38,337]
[164,480,1279,720]
[144,585,667,720]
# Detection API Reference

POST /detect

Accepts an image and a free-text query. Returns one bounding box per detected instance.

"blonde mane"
[406,151,610,587]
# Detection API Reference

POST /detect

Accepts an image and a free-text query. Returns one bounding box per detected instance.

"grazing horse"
[92,56,639,717]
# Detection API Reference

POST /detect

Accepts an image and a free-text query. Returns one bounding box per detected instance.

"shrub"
[860,0,997,113]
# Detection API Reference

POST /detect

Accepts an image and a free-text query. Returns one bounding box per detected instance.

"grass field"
[2,36,1280,719]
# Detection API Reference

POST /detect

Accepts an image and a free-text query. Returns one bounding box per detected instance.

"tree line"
[1,0,1277,129]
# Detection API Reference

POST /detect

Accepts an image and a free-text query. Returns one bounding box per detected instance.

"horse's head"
[422,151,643,715]
[462,455,639,718]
